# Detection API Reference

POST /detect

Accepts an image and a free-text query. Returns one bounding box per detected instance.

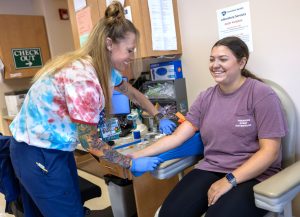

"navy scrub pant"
[10,137,84,217]
[159,169,268,217]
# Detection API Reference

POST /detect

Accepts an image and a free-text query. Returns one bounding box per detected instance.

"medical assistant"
[9,60,123,217]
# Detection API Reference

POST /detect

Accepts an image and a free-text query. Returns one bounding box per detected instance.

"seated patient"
[131,36,288,217]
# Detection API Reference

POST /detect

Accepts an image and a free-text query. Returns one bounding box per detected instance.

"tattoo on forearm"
[102,149,131,169]
[118,82,129,93]
[77,123,131,168]
[77,123,106,150]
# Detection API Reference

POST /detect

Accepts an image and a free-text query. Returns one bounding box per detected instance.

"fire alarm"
[58,9,69,20]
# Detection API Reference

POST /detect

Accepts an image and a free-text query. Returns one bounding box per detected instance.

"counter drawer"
[74,151,105,178]
[98,160,132,180]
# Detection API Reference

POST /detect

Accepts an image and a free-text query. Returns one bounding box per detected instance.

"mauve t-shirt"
[186,78,288,181]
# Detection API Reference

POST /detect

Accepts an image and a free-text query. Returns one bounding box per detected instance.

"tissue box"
[4,90,27,116]
[150,60,183,81]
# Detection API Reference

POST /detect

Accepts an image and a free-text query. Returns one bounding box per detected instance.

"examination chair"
[253,79,298,217]
[154,79,299,217]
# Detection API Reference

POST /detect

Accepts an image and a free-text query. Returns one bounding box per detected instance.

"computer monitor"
[111,78,131,115]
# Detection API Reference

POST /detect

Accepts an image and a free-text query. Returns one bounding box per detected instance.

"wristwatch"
[225,173,237,187]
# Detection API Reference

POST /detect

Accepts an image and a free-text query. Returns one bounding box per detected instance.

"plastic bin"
[104,175,137,217]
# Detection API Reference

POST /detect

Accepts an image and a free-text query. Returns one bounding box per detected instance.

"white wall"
[36,0,74,57]
[177,0,300,215]
[0,0,36,15]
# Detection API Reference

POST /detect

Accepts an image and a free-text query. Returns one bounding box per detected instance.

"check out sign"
[12,48,43,69]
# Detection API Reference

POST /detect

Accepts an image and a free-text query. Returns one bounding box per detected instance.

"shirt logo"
[235,119,252,128]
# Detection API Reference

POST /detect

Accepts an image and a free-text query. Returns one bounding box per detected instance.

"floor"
[0,169,111,216]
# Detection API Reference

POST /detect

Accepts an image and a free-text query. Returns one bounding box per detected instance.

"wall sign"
[11,48,43,69]
[216,2,253,52]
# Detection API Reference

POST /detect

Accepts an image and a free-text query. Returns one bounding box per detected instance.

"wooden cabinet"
[98,157,133,179]
[67,0,182,58]
[0,15,51,79]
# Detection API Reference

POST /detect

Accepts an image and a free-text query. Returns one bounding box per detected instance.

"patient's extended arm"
[131,121,197,159]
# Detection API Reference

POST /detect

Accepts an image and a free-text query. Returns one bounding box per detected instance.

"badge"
[98,110,121,142]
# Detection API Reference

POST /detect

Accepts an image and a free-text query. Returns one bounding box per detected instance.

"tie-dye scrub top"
[10,60,122,151]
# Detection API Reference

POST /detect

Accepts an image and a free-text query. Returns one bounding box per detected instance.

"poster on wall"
[75,7,93,47]
[73,0,86,12]
[216,2,253,52]
[124,6,133,22]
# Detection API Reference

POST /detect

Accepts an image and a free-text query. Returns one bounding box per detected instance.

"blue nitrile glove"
[131,157,163,173]
[159,119,177,135]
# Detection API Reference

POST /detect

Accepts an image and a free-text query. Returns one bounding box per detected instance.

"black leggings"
[159,169,267,217]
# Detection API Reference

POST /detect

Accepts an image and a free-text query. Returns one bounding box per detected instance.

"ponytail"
[241,69,263,82]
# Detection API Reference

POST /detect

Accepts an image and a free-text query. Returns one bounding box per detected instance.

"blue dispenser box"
[150,60,183,81]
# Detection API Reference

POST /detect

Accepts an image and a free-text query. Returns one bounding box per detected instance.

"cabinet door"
[0,15,51,79]
[67,0,181,58]
[67,0,103,49]
[138,0,182,57]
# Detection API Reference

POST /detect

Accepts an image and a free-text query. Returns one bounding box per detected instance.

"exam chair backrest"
[263,79,297,168]
[252,80,298,217]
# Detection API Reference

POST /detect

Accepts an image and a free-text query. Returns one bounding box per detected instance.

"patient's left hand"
[207,177,232,206]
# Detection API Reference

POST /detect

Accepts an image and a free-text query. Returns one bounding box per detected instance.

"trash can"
[104,175,137,217]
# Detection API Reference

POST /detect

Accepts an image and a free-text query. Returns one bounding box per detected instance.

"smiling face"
[209,45,247,93]
[107,32,136,72]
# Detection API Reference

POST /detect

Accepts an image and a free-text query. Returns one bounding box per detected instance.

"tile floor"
[0,169,111,216]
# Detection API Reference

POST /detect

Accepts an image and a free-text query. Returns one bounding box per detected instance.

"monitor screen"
[111,78,131,115]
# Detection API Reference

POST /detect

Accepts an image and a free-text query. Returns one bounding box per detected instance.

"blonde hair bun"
[105,1,125,25]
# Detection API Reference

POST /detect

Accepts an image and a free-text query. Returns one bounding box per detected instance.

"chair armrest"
[151,156,200,180]
[150,132,203,180]
[253,160,300,212]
